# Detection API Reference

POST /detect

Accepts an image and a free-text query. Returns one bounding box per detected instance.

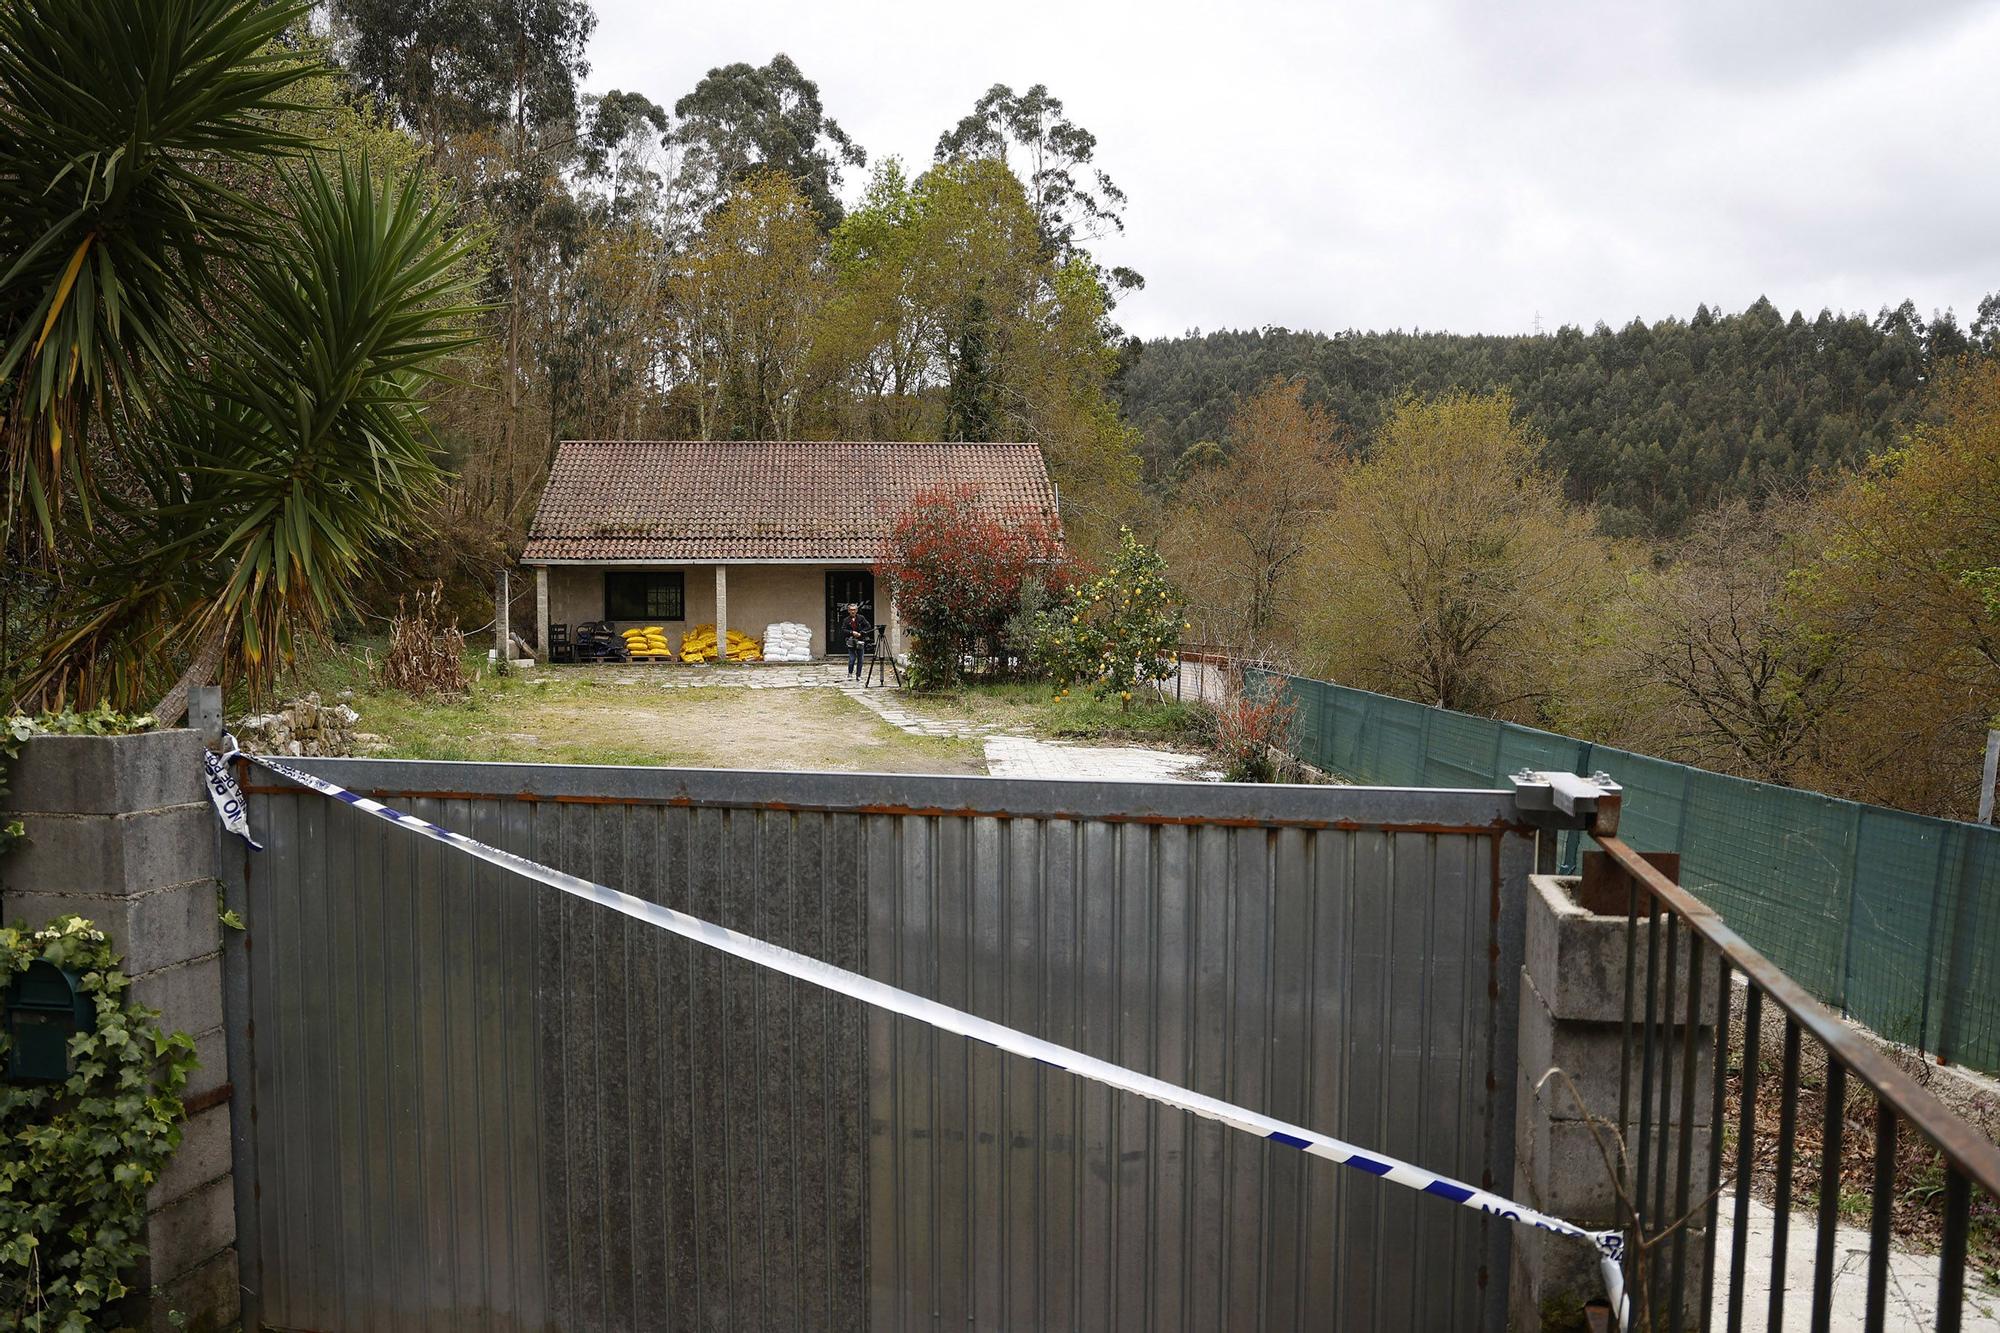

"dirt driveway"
[355,676,984,774]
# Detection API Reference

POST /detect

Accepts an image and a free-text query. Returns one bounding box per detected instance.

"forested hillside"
[1121,296,2000,532]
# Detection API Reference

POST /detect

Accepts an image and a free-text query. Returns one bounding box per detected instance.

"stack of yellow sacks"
[677,624,762,663]
[620,625,674,660]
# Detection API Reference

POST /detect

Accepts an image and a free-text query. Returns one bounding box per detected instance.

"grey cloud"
[588,0,2000,338]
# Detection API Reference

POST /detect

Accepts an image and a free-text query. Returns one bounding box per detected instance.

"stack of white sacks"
[763,621,814,663]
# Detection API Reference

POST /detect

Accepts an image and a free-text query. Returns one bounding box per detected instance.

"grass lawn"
[904,680,1210,746]
[269,644,985,774]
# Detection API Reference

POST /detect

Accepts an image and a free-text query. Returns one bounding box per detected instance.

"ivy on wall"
[1,719,28,861]
[0,917,196,1331]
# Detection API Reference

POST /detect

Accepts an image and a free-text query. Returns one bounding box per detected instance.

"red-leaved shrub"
[1211,670,1298,782]
[876,485,1071,690]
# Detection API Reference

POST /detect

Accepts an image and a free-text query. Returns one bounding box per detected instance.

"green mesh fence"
[1252,670,2000,1074]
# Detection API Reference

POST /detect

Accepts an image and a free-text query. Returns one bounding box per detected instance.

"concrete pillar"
[494,567,510,667]
[1,730,239,1331]
[535,565,550,655]
[1512,872,1715,1331]
[713,565,727,666]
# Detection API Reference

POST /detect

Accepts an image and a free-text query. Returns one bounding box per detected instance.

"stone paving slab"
[983,734,1218,783]
[1712,1192,2000,1330]
[837,681,1011,739]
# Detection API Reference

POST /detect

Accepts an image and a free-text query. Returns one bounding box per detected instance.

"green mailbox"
[4,960,93,1083]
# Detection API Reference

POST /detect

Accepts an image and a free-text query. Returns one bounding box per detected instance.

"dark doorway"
[826,570,875,658]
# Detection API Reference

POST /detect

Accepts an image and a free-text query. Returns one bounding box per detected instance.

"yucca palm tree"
[1,0,482,721]
[29,157,481,720]
[0,0,316,534]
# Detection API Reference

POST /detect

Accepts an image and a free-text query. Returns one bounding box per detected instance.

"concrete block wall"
[1,730,238,1331]
[1512,872,1716,1331]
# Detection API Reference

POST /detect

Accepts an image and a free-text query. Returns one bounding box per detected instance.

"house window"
[605,571,684,621]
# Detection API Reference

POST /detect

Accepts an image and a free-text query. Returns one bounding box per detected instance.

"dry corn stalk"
[376,582,468,698]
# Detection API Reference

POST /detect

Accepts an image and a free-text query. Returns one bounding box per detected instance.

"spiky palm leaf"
[0,0,316,538]
[24,156,482,714]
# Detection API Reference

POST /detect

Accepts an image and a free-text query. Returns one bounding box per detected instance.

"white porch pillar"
[534,566,549,656]
[714,565,727,666]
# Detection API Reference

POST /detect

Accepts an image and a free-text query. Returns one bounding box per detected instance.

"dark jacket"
[842,612,874,649]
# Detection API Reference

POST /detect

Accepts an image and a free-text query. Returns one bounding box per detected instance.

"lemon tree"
[1033,527,1185,708]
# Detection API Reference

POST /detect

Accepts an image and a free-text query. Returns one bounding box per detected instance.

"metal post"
[1979,728,1999,824]
[190,684,224,748]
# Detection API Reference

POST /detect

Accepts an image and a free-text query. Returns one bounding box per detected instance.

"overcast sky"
[588,0,2000,340]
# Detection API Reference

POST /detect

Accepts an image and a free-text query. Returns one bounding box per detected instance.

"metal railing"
[1587,809,2000,1331]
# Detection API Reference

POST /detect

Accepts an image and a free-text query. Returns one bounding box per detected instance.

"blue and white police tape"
[203,742,261,850]
[211,749,1629,1315]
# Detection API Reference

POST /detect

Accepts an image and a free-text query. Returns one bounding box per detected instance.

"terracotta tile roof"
[522,440,1060,563]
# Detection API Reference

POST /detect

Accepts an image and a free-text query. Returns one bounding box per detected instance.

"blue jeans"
[847,640,864,676]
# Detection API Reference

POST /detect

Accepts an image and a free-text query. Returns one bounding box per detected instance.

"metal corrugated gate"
[220,762,1537,1331]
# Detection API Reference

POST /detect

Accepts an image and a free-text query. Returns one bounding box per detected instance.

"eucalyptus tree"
[935,82,1141,295]
[671,54,866,227]
[327,0,595,150]
[1975,294,2000,355]
[580,89,674,226]
[1120,299,2000,531]
[670,173,829,441]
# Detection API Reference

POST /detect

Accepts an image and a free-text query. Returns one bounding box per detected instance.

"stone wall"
[1,730,237,1331]
[234,693,361,756]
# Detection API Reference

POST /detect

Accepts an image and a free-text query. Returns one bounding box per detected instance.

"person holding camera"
[841,602,874,679]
